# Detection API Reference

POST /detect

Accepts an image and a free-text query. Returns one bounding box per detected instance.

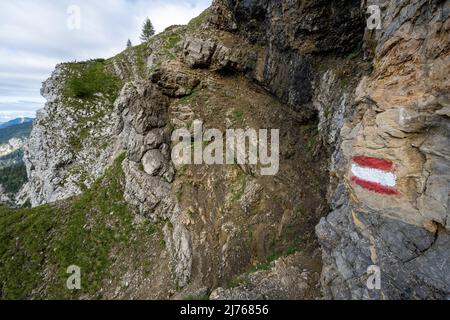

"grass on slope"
[0,162,28,194]
[0,154,159,299]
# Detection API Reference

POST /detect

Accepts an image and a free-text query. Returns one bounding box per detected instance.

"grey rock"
[210,253,320,300]
[116,81,168,135]
[117,74,191,288]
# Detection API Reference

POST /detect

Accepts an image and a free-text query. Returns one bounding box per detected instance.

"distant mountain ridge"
[0,117,34,129]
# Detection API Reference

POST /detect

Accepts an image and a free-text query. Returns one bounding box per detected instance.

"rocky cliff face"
[0,121,33,206]
[21,0,449,299]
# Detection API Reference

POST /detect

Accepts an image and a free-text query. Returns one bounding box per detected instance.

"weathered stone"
[163,222,193,288]
[182,36,217,68]
[116,81,168,135]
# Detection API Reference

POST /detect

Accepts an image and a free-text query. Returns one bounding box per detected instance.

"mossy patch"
[63,60,121,102]
[301,125,320,155]
[232,110,246,126]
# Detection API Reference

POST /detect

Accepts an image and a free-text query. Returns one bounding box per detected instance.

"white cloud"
[0,0,212,120]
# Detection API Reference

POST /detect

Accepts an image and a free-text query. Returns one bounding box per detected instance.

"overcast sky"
[0,0,212,123]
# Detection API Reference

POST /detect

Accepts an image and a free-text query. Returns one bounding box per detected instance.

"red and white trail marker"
[350,156,400,195]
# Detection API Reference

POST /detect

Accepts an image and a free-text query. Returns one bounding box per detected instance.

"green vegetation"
[165,33,182,49]
[0,121,30,193]
[0,204,56,298]
[112,24,185,80]
[155,26,185,61]
[233,110,246,126]
[109,42,150,80]
[178,88,199,104]
[134,42,150,76]
[249,252,282,273]
[0,154,162,299]
[0,162,28,194]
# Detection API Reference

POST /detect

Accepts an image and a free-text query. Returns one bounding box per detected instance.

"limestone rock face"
[22,30,196,292]
[223,0,365,111]
[116,80,176,218]
[116,78,191,288]
[23,39,155,207]
[208,0,450,299]
[0,137,26,158]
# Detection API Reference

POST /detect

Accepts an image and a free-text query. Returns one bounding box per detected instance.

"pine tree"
[127,39,132,48]
[140,18,155,42]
